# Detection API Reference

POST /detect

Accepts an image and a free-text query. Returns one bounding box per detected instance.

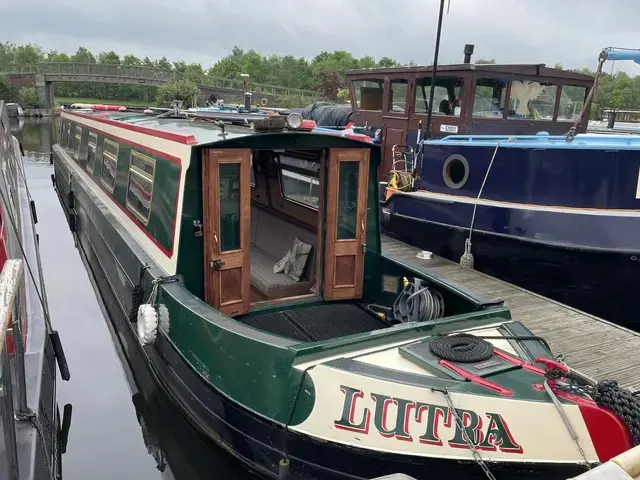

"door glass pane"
[219,163,241,252]
[337,161,359,240]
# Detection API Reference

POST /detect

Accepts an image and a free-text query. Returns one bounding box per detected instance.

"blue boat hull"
[382,201,639,327]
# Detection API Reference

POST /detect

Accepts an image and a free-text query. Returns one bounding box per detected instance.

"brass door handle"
[211,258,225,270]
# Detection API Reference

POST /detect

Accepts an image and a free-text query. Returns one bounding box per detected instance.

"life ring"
[137,304,158,345]
[261,98,268,106]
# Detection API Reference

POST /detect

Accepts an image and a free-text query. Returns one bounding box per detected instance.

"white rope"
[460,138,514,268]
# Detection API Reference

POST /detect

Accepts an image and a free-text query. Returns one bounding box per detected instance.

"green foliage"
[474,58,496,64]
[0,74,11,101]
[156,80,199,107]
[5,41,640,115]
[337,88,351,103]
[18,86,38,107]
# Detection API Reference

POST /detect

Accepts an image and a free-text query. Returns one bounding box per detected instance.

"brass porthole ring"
[442,154,469,189]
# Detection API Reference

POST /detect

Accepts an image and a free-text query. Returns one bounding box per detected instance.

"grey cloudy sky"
[2,0,640,75]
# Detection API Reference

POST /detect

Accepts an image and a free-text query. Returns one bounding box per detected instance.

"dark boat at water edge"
[50,102,640,479]
[0,101,70,479]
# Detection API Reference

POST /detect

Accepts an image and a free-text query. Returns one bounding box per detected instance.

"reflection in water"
[17,117,260,480]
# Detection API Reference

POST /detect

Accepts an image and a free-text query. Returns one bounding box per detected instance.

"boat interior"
[180,139,505,343]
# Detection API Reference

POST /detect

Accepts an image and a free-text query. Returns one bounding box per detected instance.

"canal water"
[12,117,260,480]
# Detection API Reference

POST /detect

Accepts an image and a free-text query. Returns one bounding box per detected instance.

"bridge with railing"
[0,63,323,107]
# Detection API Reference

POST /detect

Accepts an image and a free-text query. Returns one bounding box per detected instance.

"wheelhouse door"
[202,149,251,317]
[381,76,411,181]
[323,148,370,300]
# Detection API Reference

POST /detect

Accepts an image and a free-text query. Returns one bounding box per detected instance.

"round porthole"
[442,154,469,189]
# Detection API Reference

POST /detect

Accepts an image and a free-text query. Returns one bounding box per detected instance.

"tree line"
[0,42,638,115]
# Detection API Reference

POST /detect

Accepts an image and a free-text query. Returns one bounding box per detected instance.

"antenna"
[425,0,446,140]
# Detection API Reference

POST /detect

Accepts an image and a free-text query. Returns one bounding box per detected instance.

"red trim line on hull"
[65,110,198,145]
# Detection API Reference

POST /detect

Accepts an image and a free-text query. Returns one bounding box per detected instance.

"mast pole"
[425,0,446,140]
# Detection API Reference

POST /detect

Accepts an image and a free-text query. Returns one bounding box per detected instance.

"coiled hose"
[391,278,445,323]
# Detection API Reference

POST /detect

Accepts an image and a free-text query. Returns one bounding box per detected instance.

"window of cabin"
[414,76,464,116]
[101,138,119,193]
[388,79,409,113]
[65,122,73,150]
[557,85,588,122]
[508,81,557,121]
[86,132,98,173]
[352,79,384,111]
[60,121,69,147]
[473,78,508,118]
[278,154,320,209]
[73,126,82,160]
[126,151,155,225]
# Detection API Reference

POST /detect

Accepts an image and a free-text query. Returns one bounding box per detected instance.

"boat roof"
[346,63,594,82]
[63,108,373,147]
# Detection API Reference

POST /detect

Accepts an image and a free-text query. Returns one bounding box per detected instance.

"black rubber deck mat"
[237,303,387,342]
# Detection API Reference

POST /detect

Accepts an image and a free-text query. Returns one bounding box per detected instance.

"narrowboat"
[0,101,70,479]
[378,47,640,328]
[52,103,638,479]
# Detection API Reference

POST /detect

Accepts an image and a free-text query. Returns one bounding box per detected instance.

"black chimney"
[463,44,475,64]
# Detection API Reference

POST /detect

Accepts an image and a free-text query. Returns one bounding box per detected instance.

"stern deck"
[382,235,640,392]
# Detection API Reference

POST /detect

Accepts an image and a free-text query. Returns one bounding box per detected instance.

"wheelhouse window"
[352,79,384,111]
[557,85,588,121]
[414,76,464,116]
[473,78,508,118]
[278,153,320,209]
[388,79,408,113]
[126,151,156,225]
[73,125,82,160]
[86,132,98,173]
[508,80,557,121]
[100,138,119,193]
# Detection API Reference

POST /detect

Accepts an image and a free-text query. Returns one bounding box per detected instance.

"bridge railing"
[0,63,323,99]
[0,63,178,82]
[204,75,322,99]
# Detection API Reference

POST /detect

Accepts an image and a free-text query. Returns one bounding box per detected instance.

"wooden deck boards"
[381,235,640,392]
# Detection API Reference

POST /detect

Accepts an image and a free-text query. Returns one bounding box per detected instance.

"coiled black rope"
[429,334,494,363]
[554,377,640,446]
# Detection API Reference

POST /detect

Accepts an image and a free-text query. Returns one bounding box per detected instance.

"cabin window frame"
[125,150,156,225]
[100,138,119,193]
[470,76,510,120]
[86,132,98,174]
[65,122,73,150]
[385,76,411,116]
[73,125,82,160]
[414,75,466,118]
[350,77,385,113]
[556,84,589,122]
[505,79,559,122]
[276,152,322,211]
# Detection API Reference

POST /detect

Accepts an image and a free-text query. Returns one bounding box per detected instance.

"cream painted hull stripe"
[402,190,640,218]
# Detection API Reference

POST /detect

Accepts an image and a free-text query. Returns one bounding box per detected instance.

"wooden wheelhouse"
[346,63,594,178]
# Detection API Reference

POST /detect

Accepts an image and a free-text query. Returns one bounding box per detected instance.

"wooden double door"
[202,147,370,317]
